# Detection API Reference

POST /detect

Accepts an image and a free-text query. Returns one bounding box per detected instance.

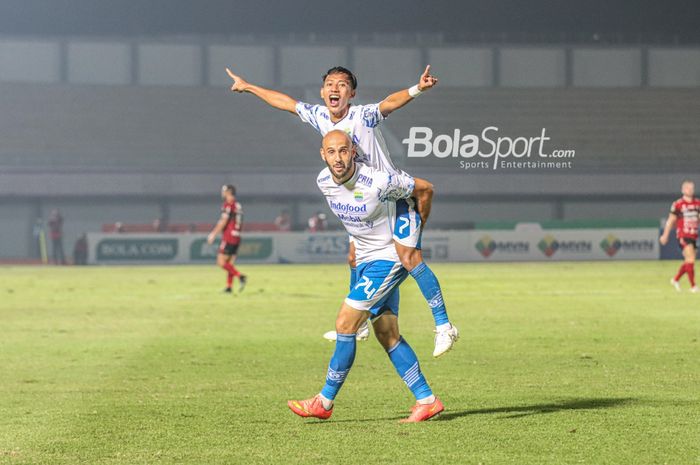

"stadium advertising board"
[88,227,658,265]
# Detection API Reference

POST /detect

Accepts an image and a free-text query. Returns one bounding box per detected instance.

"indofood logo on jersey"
[599,234,654,257]
[538,235,592,257]
[402,127,575,171]
[329,200,367,213]
[475,235,528,258]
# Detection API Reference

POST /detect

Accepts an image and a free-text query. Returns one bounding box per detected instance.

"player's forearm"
[662,217,676,237]
[210,220,226,236]
[411,178,434,225]
[242,83,297,113]
[378,89,414,117]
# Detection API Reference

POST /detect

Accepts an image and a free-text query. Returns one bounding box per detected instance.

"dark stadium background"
[0,0,699,262]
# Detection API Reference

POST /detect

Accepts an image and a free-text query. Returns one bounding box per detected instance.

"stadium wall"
[3,37,700,88]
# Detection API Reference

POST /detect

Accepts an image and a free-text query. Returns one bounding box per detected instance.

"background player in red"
[207,184,247,293]
[660,179,700,292]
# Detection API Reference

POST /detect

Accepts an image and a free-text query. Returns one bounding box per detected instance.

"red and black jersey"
[221,200,243,245]
[670,197,700,240]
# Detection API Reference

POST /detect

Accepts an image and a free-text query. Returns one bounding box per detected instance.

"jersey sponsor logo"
[356,174,373,188]
[318,174,331,183]
[329,200,367,214]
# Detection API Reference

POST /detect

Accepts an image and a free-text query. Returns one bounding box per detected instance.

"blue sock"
[320,333,356,400]
[349,267,357,292]
[387,337,433,400]
[409,262,450,326]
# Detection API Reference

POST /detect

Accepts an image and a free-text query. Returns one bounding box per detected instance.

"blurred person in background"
[207,184,247,293]
[307,211,327,232]
[48,209,66,265]
[73,233,88,266]
[274,209,292,231]
[660,179,700,292]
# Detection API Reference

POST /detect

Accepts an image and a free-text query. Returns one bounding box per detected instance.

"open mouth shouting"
[328,94,341,108]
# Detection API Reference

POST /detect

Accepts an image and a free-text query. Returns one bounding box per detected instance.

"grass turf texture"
[0,262,698,465]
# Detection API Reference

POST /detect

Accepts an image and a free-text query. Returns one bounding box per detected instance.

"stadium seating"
[1,82,699,173]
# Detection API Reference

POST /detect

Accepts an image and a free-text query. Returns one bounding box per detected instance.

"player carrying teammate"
[207,184,247,293]
[225,65,458,357]
[288,130,444,422]
[660,179,700,292]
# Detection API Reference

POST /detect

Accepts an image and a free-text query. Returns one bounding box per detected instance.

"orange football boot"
[400,397,444,423]
[287,395,333,420]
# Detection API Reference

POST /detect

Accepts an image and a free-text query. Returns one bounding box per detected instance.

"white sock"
[417,395,436,405]
[318,393,333,410]
[436,323,452,332]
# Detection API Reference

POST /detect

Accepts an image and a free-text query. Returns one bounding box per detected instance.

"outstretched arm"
[411,177,434,226]
[378,65,438,117]
[659,213,676,245]
[226,67,297,114]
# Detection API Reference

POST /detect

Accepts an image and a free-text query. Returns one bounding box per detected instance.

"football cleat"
[287,395,333,420]
[223,287,232,294]
[671,279,681,292]
[239,275,247,293]
[400,397,444,423]
[433,325,459,358]
[691,286,699,293]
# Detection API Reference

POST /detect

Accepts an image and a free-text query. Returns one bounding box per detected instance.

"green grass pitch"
[1,262,698,465]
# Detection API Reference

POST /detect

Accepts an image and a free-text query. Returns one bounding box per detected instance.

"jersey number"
[354,276,377,299]
[398,217,410,234]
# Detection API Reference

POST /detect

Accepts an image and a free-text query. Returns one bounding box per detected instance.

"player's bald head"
[322,130,352,149]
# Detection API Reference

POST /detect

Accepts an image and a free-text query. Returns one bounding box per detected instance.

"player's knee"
[374,328,399,351]
[397,248,422,271]
[335,313,362,334]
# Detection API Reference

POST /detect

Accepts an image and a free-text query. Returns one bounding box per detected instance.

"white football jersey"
[317,163,415,264]
[296,102,399,174]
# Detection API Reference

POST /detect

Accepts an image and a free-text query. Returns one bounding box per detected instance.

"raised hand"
[226,67,249,92]
[417,65,438,91]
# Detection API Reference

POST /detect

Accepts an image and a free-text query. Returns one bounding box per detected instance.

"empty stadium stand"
[1,83,699,174]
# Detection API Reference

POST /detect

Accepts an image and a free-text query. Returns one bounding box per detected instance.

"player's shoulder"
[234,201,242,211]
[317,167,333,187]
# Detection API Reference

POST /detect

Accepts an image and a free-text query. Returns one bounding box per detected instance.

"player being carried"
[226,64,458,357]
[660,179,700,292]
[207,184,247,293]
[288,130,445,422]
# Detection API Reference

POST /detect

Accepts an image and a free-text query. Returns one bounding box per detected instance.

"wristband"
[408,84,422,98]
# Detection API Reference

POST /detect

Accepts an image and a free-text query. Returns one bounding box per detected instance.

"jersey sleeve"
[295,102,323,134]
[670,200,681,215]
[360,103,385,129]
[377,170,415,202]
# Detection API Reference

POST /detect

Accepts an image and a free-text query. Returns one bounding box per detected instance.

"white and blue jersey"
[317,163,415,314]
[297,102,398,173]
[298,101,422,249]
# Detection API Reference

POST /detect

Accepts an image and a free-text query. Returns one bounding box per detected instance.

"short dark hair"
[322,66,357,90]
[223,184,236,195]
